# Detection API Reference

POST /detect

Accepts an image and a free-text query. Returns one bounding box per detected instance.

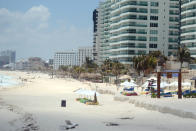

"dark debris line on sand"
[119,117,135,120]
[21,113,39,131]
[102,117,135,127]
[59,120,79,130]
[103,122,119,126]
[0,98,39,131]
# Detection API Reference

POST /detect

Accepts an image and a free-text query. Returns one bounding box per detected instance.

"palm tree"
[177,45,190,68]
[101,59,112,75]
[58,65,69,77]
[100,59,113,82]
[111,60,124,84]
[133,55,157,76]
[133,55,145,75]
[149,51,167,71]
[83,57,98,73]
[149,51,162,58]
[59,65,69,72]
[145,55,157,74]
[71,66,85,79]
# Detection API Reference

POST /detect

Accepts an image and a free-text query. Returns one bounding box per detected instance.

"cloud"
[0,5,92,60]
[24,5,50,22]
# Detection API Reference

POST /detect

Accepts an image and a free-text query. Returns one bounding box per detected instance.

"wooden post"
[153,70,188,99]
[195,80,196,89]
[157,72,161,98]
[178,69,182,99]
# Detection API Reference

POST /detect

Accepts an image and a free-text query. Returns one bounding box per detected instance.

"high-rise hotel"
[94,0,180,64]
[181,0,196,58]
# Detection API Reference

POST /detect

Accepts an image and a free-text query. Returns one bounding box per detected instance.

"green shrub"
[183,93,196,98]
[151,93,157,98]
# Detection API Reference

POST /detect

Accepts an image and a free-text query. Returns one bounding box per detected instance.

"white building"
[78,47,93,66]
[54,51,78,70]
[15,60,28,70]
[96,0,179,64]
[181,0,196,58]
[15,57,46,71]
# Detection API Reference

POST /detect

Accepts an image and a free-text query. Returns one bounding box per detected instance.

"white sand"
[0,71,196,131]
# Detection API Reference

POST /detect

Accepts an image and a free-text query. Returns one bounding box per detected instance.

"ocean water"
[0,74,18,87]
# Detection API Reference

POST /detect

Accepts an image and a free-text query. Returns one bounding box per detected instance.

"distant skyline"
[0,0,101,60]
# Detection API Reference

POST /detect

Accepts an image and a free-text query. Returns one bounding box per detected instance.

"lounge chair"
[123,88,134,91]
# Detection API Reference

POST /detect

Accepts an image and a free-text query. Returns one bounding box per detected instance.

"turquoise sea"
[0,74,18,87]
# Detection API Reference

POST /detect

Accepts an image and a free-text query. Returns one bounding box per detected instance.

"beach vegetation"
[99,59,113,82]
[71,66,85,79]
[133,55,157,76]
[111,60,126,84]
[99,59,126,83]
[82,57,98,73]
[177,45,191,68]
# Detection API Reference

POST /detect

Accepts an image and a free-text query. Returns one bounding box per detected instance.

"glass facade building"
[96,0,179,64]
[181,0,196,57]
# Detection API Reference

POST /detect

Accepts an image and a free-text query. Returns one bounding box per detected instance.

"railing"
[111,46,147,49]
[182,0,196,5]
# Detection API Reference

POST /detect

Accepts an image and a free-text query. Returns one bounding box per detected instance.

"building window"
[151,2,159,7]
[150,37,158,41]
[149,44,157,48]
[139,15,147,20]
[150,30,158,34]
[150,9,158,14]
[138,50,146,55]
[168,52,173,56]
[150,16,158,20]
[150,23,158,27]
[169,17,179,22]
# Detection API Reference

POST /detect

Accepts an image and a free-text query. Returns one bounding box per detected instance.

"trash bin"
[61,100,66,107]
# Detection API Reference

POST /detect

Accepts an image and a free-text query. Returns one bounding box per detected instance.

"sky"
[0,0,101,60]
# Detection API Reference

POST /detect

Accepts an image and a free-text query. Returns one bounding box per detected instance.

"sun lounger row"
[121,91,138,96]
[183,90,196,98]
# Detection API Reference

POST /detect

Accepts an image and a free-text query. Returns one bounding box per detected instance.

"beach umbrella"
[147,76,157,81]
[130,79,136,83]
[75,89,100,96]
[160,82,170,88]
[141,81,149,88]
[150,82,170,88]
[119,75,131,80]
[74,89,84,95]
[120,81,138,87]
[169,82,191,87]
[182,82,191,87]
[169,81,178,87]
[85,90,100,96]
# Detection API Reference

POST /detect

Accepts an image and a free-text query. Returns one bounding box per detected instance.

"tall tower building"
[93,9,99,64]
[181,0,196,58]
[99,0,112,63]
[96,0,179,64]
[0,50,16,67]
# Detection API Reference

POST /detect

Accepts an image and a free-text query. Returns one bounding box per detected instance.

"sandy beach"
[0,71,196,131]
